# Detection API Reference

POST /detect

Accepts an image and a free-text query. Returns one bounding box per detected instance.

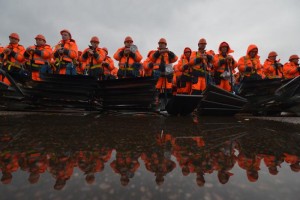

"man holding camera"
[53,29,78,75]
[113,36,143,78]
[81,36,105,79]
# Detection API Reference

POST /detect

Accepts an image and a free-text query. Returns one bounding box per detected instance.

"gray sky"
[1,0,299,64]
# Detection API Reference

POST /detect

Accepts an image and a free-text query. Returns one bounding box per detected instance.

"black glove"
[153,51,160,59]
[148,62,154,68]
[195,57,201,64]
[63,49,69,55]
[297,67,300,72]
[10,51,16,57]
[159,63,165,72]
[34,49,42,56]
[183,64,189,70]
[207,54,213,62]
[219,59,226,65]
[102,62,109,68]
[129,52,136,58]
[168,51,175,59]
[245,66,252,72]
[82,51,89,59]
[119,50,124,57]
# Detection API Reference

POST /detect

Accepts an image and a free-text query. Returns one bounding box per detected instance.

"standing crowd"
[0,29,299,95]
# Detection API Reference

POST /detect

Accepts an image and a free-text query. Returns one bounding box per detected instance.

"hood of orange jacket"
[218,42,234,54]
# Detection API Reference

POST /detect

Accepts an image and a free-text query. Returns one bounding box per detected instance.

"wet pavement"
[0,112,299,200]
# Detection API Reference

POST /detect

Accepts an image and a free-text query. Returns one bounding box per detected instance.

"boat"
[165,84,247,116]
[0,69,157,112]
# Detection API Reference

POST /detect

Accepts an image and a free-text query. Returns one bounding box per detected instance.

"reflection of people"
[110,150,140,186]
[237,152,262,182]
[141,133,176,186]
[260,154,283,175]
[283,153,300,172]
[48,152,76,190]
[77,148,112,184]
[0,151,19,185]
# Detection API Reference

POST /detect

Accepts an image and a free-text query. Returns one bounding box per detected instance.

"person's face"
[9,37,19,44]
[158,42,167,49]
[268,55,277,61]
[61,32,70,41]
[184,51,191,58]
[198,43,206,50]
[221,46,228,55]
[124,40,133,48]
[249,50,257,58]
[90,41,99,49]
[36,38,45,46]
[292,58,299,65]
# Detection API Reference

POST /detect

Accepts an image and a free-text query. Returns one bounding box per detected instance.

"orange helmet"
[60,29,72,38]
[158,38,167,44]
[198,38,207,44]
[268,51,278,58]
[102,47,108,54]
[124,36,133,43]
[90,36,99,43]
[35,34,46,42]
[9,33,20,40]
[289,54,299,61]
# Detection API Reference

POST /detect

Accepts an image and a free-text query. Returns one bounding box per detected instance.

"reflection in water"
[0,113,299,198]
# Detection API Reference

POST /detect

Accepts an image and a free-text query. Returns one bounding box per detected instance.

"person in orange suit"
[24,34,52,81]
[0,33,25,79]
[75,51,84,74]
[282,55,299,79]
[188,38,214,94]
[149,38,178,95]
[81,36,105,79]
[101,47,117,80]
[237,44,264,81]
[0,46,10,84]
[213,42,237,92]
[53,29,78,75]
[143,50,156,77]
[176,47,192,94]
[113,36,143,78]
[263,51,284,79]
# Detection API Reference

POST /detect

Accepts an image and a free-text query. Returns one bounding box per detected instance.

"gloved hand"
[159,63,165,71]
[148,62,154,68]
[195,57,201,64]
[153,50,160,59]
[119,50,124,57]
[207,54,213,62]
[102,62,109,68]
[219,59,226,65]
[183,64,189,70]
[297,67,300,72]
[245,66,252,72]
